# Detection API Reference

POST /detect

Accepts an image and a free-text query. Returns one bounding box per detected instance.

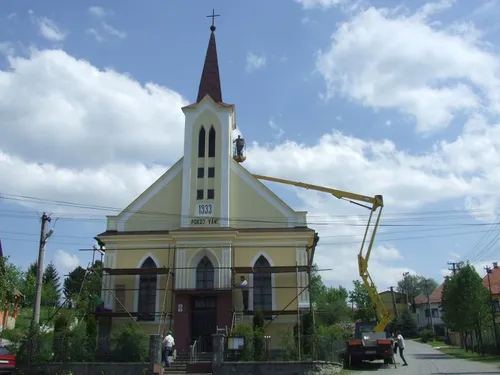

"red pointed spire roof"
[196,25,223,103]
[0,238,3,258]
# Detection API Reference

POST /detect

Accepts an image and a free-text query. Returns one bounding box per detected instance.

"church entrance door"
[191,296,217,352]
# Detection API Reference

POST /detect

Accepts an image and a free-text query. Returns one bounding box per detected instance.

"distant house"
[0,240,23,331]
[414,283,446,335]
[482,262,500,321]
[379,290,410,317]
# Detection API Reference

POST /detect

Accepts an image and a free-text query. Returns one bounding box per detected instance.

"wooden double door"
[191,296,217,352]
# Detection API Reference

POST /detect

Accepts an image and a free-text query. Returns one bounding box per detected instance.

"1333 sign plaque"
[195,203,214,217]
[192,203,218,225]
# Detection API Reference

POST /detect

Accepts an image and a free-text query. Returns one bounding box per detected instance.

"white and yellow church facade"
[95,24,319,353]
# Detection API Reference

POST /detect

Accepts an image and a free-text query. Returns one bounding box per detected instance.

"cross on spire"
[207,9,220,31]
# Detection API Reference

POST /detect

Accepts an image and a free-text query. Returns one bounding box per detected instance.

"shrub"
[85,314,98,357]
[111,324,148,362]
[253,327,265,361]
[231,323,254,361]
[53,313,70,361]
[279,328,298,360]
[420,329,435,343]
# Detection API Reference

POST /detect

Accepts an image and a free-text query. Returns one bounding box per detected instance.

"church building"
[95,23,319,356]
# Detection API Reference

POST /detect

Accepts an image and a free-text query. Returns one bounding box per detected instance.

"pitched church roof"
[196,24,223,104]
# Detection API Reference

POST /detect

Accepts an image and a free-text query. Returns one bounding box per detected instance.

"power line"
[0,192,497,225]
[0,227,494,251]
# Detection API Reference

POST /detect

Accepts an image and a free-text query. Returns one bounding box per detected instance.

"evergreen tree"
[43,262,60,286]
[390,308,418,338]
[63,266,87,299]
[42,262,61,306]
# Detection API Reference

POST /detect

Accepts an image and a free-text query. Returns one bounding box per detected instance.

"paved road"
[352,340,500,375]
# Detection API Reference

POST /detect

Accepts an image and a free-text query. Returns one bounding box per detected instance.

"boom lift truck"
[252,175,396,368]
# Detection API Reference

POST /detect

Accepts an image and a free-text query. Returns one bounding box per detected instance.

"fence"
[224,334,346,363]
[448,326,500,351]
[3,324,151,366]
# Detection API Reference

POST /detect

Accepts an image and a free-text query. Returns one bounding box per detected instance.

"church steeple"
[196,19,223,103]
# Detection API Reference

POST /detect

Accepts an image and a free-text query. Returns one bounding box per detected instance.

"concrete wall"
[214,361,342,375]
[20,362,149,375]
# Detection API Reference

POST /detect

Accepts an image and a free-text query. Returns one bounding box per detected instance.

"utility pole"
[485,266,499,351]
[31,213,52,333]
[447,262,461,275]
[390,286,399,319]
[403,272,410,308]
[424,279,434,333]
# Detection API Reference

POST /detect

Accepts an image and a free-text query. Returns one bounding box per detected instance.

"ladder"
[157,270,172,336]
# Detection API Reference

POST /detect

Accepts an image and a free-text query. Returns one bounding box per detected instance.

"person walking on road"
[396,330,408,366]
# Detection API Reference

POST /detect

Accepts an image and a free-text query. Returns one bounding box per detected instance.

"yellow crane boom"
[252,174,392,333]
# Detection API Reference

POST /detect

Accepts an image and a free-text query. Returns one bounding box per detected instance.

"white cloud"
[269,120,284,140]
[52,249,80,277]
[315,2,500,133]
[86,28,105,42]
[295,0,351,9]
[89,6,109,19]
[102,22,126,39]
[245,52,266,73]
[36,17,66,42]
[4,0,500,288]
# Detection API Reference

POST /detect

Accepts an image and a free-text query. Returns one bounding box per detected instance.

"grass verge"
[439,347,500,364]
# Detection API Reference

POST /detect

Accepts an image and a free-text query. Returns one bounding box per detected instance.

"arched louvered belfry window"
[253,256,272,313]
[198,127,206,157]
[138,257,157,321]
[196,256,215,290]
[208,126,216,158]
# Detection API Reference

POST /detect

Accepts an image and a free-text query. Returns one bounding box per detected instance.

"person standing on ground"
[162,331,175,368]
[396,330,408,366]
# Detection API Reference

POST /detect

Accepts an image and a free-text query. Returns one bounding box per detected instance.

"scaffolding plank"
[235,310,303,316]
[103,267,170,275]
[233,265,309,274]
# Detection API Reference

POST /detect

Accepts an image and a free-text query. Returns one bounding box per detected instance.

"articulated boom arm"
[253,174,392,332]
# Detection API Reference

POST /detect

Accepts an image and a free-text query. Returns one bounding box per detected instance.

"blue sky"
[1,0,500,289]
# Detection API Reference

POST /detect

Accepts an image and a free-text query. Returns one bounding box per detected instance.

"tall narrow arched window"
[196,256,214,290]
[198,127,206,157]
[253,256,272,313]
[208,126,216,158]
[138,257,157,321]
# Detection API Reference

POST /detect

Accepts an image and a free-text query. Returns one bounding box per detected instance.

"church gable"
[110,158,184,232]
[229,161,306,228]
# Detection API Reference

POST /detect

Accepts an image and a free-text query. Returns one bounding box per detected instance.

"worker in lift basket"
[233,135,245,157]
[235,276,249,312]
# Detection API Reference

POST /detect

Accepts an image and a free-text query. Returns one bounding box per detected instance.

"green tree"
[42,262,61,306]
[441,263,492,352]
[309,264,326,303]
[390,308,418,338]
[315,285,351,325]
[397,274,438,301]
[0,256,23,313]
[63,261,102,308]
[63,266,86,300]
[349,280,376,322]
